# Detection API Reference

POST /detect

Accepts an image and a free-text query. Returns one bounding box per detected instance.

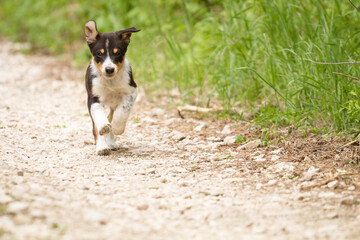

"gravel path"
[0,41,359,240]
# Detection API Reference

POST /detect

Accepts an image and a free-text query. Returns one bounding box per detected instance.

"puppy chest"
[92,80,134,109]
[102,92,124,109]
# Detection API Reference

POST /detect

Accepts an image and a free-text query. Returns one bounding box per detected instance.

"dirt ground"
[0,41,360,240]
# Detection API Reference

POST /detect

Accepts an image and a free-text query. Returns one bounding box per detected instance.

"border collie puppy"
[84,20,140,155]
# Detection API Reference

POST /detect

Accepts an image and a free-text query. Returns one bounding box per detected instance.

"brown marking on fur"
[113,48,118,54]
[121,32,132,44]
[100,49,105,54]
[108,109,114,123]
[93,56,103,73]
[94,124,98,143]
[116,56,125,73]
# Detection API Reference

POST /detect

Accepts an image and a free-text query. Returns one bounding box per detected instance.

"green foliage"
[2,0,360,133]
[235,135,246,143]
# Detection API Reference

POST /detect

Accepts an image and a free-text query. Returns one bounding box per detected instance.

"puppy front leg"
[90,102,111,135]
[90,102,112,155]
[112,91,137,135]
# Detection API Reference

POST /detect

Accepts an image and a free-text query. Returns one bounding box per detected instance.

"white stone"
[146,168,156,174]
[270,148,283,154]
[221,124,232,135]
[7,202,29,213]
[300,181,316,190]
[341,196,356,205]
[327,180,338,188]
[164,118,182,126]
[151,108,165,116]
[253,154,266,162]
[170,167,187,173]
[207,136,222,142]
[237,139,262,150]
[194,123,207,131]
[142,116,157,124]
[270,155,280,161]
[84,210,107,224]
[223,136,237,144]
[327,212,338,219]
[268,162,294,173]
[318,191,337,198]
[0,195,12,204]
[303,166,320,181]
[171,131,186,141]
[267,180,277,186]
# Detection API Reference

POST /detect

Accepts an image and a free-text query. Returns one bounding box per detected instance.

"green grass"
[235,135,247,143]
[1,0,360,133]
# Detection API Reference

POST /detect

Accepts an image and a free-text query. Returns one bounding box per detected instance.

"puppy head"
[84,20,140,78]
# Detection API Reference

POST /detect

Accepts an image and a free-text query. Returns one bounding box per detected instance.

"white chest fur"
[90,57,136,109]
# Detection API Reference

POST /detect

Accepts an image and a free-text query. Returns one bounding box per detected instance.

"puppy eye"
[115,51,120,56]
[97,51,102,57]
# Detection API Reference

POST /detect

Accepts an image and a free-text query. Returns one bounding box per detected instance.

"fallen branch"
[177,105,223,118]
[333,72,360,84]
[306,59,360,65]
[339,139,358,149]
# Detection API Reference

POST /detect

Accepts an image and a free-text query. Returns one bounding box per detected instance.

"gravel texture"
[0,41,359,240]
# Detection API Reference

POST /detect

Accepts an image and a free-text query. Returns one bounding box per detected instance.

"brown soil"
[0,41,359,240]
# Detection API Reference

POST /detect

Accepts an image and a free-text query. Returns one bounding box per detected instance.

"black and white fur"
[84,20,140,155]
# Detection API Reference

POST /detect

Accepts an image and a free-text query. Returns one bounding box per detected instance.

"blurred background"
[1,0,360,133]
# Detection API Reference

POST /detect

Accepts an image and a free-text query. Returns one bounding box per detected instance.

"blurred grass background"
[2,0,360,134]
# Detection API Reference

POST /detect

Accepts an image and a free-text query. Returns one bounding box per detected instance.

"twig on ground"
[339,139,358,149]
[306,59,360,65]
[333,72,360,84]
[177,105,223,118]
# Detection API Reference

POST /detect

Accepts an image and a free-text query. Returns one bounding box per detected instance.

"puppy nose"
[105,67,114,74]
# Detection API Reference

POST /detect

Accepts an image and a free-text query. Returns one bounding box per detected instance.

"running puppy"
[84,20,140,155]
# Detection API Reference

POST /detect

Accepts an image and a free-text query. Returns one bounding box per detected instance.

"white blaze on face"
[101,38,117,75]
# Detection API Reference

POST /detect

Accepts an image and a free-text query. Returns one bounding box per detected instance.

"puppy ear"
[117,27,141,44]
[84,20,99,44]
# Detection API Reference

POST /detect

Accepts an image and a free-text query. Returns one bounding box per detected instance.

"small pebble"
[221,125,232,135]
[194,123,207,131]
[327,212,338,219]
[327,180,338,189]
[267,180,277,186]
[341,196,357,206]
[136,204,149,211]
[146,168,156,174]
[170,167,187,173]
[0,195,13,204]
[237,139,261,150]
[7,202,29,214]
[223,136,236,144]
[300,181,316,190]
[151,108,165,116]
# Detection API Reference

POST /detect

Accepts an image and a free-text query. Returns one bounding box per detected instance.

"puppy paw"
[96,148,111,156]
[99,123,111,135]
[110,144,120,151]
